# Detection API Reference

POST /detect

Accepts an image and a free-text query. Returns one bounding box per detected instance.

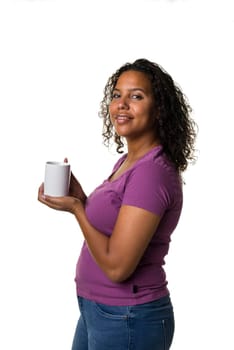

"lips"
[115,114,132,121]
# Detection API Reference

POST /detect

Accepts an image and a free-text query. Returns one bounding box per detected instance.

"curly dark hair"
[99,58,197,172]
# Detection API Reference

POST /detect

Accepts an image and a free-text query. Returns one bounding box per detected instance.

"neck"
[126,138,160,162]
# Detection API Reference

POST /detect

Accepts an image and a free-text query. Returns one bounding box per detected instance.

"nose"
[117,96,129,110]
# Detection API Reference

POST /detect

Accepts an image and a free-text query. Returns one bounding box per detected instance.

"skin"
[38,70,161,283]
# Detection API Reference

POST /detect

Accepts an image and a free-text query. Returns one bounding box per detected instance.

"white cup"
[44,161,71,197]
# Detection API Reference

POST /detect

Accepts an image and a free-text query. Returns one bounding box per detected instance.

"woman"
[38,58,197,350]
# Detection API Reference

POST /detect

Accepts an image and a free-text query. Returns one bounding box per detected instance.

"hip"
[77,294,174,349]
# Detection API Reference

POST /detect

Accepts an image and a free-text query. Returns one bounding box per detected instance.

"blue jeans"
[71,295,174,350]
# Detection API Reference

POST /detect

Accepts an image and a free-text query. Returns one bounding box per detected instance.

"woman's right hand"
[64,158,87,204]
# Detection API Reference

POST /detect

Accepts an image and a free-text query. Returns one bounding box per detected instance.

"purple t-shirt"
[75,146,183,306]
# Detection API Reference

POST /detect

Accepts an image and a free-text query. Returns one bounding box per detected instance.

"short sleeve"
[122,160,174,217]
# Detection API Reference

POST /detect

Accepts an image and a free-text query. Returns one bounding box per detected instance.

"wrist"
[72,199,84,216]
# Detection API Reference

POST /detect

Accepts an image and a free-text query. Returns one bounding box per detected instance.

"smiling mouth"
[115,114,132,121]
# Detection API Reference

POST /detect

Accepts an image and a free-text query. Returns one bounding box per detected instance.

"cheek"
[109,101,115,115]
[139,106,153,120]
[110,117,114,126]
[109,103,117,122]
[108,107,114,125]
[139,108,156,128]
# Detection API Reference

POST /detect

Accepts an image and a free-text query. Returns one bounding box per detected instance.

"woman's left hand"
[38,183,83,214]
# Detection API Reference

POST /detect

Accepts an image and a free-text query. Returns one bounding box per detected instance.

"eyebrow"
[113,88,146,93]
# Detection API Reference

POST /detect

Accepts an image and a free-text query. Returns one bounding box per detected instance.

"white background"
[0,0,233,349]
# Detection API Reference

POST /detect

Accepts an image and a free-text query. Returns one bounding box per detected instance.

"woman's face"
[109,70,156,141]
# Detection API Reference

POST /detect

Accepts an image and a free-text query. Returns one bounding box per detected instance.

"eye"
[111,92,120,99]
[131,94,143,100]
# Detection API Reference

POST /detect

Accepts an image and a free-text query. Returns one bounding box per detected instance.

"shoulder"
[122,149,182,216]
[132,147,179,185]
[128,149,182,204]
